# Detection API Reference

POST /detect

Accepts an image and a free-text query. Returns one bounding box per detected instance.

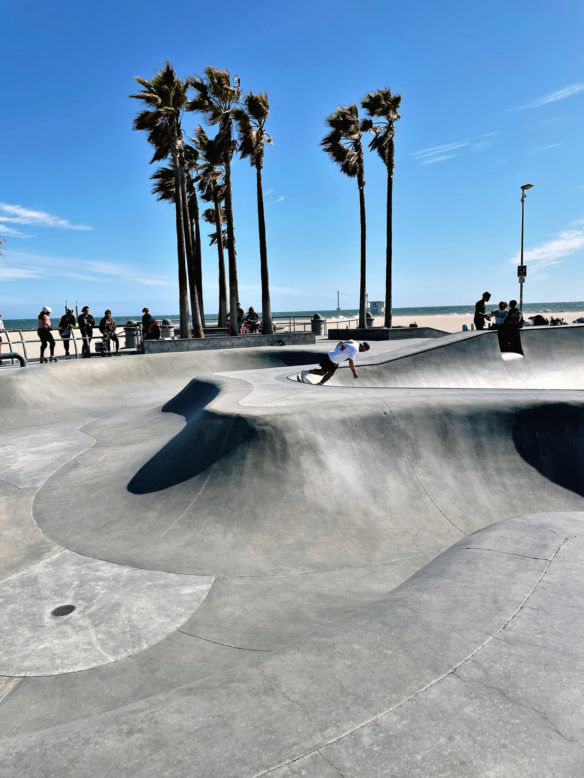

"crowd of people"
[473,291,524,352]
[32,305,162,361]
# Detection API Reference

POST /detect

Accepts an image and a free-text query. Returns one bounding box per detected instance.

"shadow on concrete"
[513,403,584,496]
[129,379,256,494]
[128,411,256,494]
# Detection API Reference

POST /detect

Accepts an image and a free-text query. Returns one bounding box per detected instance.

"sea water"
[4,301,584,330]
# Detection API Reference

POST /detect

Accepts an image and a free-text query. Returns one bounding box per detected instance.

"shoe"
[49,357,58,363]
[300,370,309,383]
[40,357,47,363]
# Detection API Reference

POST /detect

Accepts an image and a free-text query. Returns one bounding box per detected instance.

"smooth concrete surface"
[144,331,315,353]
[327,325,448,339]
[0,329,583,775]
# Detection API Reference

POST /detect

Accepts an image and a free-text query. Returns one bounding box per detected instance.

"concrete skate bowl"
[327,325,584,389]
[2,330,584,775]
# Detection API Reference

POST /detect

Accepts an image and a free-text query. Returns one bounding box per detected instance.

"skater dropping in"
[299,340,370,385]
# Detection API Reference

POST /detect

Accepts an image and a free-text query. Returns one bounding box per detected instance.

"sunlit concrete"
[0,328,583,775]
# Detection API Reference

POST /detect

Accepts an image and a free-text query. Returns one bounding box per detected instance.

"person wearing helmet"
[299,340,370,385]
[38,306,57,363]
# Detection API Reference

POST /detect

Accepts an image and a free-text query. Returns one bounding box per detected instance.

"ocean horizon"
[3,301,584,330]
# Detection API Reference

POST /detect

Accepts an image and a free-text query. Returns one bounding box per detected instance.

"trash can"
[311,313,324,335]
[366,311,374,328]
[160,318,174,339]
[123,321,139,349]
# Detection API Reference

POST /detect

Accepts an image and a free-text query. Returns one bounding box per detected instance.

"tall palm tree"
[150,163,204,334]
[321,104,368,329]
[193,126,229,327]
[187,67,241,335]
[361,88,401,329]
[233,93,274,335]
[183,143,205,325]
[130,62,203,339]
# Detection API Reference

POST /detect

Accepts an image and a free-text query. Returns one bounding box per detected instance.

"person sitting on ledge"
[299,340,370,385]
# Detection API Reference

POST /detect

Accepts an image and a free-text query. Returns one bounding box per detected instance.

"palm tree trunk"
[213,188,228,328]
[223,147,240,336]
[189,186,205,326]
[181,174,200,337]
[173,159,191,339]
[255,165,273,334]
[181,175,204,339]
[384,147,394,329]
[358,166,367,329]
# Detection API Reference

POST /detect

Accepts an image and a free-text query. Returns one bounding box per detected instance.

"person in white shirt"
[300,340,370,385]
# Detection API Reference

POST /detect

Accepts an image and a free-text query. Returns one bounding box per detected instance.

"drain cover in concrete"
[0,551,214,676]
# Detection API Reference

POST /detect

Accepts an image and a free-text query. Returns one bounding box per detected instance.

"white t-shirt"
[328,340,359,364]
[0,318,4,331]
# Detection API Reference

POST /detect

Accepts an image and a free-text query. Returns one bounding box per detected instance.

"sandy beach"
[2,311,583,362]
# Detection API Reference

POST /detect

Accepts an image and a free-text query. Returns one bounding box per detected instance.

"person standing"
[300,340,370,385]
[58,309,76,357]
[474,291,492,330]
[38,306,57,363]
[99,310,120,355]
[499,299,524,353]
[490,301,508,328]
[78,306,95,358]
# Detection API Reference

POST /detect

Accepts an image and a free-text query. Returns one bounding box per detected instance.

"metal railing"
[0,326,142,365]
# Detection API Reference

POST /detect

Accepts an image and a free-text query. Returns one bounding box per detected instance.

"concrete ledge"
[143,332,316,353]
[328,326,448,340]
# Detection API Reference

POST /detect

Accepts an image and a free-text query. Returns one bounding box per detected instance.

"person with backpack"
[99,310,120,355]
[499,299,524,353]
[37,306,57,363]
[77,306,95,358]
[58,308,76,357]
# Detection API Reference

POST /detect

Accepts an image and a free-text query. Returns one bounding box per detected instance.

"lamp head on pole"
[521,183,534,201]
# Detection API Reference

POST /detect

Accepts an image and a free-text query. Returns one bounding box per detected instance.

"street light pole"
[519,183,534,310]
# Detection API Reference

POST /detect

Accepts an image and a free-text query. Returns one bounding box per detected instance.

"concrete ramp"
[329,325,584,389]
[1,329,584,775]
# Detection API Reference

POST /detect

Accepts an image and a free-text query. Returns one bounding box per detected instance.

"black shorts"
[319,355,339,373]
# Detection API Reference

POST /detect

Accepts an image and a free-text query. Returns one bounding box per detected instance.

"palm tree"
[321,104,368,328]
[183,143,205,325]
[187,67,241,335]
[193,126,229,327]
[361,88,401,329]
[150,163,204,334]
[233,93,274,335]
[130,62,203,339]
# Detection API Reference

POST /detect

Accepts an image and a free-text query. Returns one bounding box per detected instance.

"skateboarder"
[299,340,370,385]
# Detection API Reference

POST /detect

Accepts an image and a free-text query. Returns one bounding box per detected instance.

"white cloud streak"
[508,224,584,273]
[0,203,93,231]
[0,223,32,238]
[2,250,174,288]
[511,83,584,111]
[419,154,455,166]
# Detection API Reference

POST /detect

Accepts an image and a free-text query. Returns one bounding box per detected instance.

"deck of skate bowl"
[1,327,584,775]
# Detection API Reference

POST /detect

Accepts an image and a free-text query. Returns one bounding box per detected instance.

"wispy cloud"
[419,154,455,166]
[0,223,32,238]
[411,141,469,164]
[271,196,285,203]
[2,250,174,288]
[511,83,584,111]
[411,133,497,166]
[0,203,93,231]
[0,267,44,280]
[533,142,563,153]
[508,223,584,273]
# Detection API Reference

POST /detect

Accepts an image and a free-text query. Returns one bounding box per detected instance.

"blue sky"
[1,0,584,317]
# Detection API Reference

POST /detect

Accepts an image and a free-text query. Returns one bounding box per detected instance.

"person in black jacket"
[58,309,76,357]
[77,306,95,358]
[99,310,120,355]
